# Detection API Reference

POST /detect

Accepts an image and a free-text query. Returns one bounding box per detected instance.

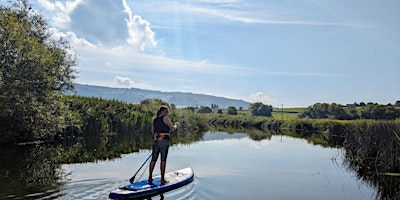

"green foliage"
[0,144,63,194]
[249,102,272,116]
[0,0,76,143]
[197,106,212,114]
[359,104,400,120]
[299,103,353,120]
[204,113,282,131]
[139,98,168,114]
[55,96,209,163]
[300,102,400,120]
[182,106,196,112]
[227,106,238,115]
[61,96,208,142]
[280,118,350,146]
[62,95,147,136]
[342,120,400,200]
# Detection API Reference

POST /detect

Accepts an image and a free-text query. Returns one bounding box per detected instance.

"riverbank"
[201,114,400,171]
[200,114,400,199]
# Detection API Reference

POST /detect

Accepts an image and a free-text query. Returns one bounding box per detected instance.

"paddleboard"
[109,167,194,200]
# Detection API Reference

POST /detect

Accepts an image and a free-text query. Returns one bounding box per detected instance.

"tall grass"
[343,120,400,174]
[395,131,400,165]
[341,121,400,199]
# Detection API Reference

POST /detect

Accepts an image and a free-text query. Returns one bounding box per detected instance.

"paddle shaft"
[130,154,152,183]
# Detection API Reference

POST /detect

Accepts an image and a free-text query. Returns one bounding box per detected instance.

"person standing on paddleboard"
[148,105,179,184]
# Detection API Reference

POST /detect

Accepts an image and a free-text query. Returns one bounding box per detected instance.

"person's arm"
[163,116,178,131]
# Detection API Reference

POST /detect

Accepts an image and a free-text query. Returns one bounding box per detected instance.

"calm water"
[52,131,374,200]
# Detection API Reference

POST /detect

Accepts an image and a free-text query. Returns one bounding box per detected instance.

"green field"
[211,107,306,120]
[271,107,306,120]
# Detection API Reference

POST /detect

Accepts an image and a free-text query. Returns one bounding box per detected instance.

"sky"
[2,0,400,107]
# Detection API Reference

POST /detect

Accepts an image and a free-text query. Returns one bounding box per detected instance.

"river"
[24,131,375,200]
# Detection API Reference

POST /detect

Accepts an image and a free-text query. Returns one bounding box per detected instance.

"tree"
[139,98,169,114]
[328,103,351,120]
[227,106,238,115]
[197,106,212,114]
[347,106,359,119]
[183,106,195,112]
[395,101,400,106]
[0,0,76,143]
[360,104,399,120]
[249,102,272,117]
[299,103,352,120]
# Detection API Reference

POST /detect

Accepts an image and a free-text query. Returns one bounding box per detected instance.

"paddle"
[129,154,152,184]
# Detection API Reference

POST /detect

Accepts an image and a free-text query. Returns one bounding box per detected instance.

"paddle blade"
[129,176,135,184]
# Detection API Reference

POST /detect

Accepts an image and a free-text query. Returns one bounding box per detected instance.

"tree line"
[299,102,400,120]
[193,102,273,117]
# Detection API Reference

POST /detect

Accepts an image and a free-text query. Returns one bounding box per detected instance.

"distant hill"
[72,84,250,109]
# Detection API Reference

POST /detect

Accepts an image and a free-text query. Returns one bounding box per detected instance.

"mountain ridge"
[72,84,250,109]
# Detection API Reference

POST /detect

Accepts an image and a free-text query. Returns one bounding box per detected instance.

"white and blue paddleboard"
[109,167,194,200]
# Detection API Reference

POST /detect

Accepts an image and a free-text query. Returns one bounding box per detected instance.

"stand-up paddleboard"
[109,167,194,200]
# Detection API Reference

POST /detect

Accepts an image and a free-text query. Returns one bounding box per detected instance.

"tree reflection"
[0,144,62,199]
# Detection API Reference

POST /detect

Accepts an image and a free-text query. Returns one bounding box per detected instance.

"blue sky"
[3,0,400,107]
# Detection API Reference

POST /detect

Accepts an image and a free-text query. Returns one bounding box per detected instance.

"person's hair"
[154,105,169,118]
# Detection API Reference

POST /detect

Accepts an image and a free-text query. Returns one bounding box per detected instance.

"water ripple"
[37,177,198,200]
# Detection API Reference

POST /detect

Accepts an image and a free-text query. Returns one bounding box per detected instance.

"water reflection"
[0,144,63,199]
[343,150,400,199]
[0,129,397,199]
[175,132,374,200]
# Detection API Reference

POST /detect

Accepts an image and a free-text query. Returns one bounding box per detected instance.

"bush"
[227,106,238,115]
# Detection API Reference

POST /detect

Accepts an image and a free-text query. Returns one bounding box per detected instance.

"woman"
[148,105,179,184]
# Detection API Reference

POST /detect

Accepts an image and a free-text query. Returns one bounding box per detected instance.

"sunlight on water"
[53,131,375,200]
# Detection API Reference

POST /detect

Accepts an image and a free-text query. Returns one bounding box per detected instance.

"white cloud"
[67,0,129,46]
[48,28,95,48]
[123,0,157,51]
[250,92,277,105]
[248,139,271,150]
[114,76,134,88]
[139,1,358,28]
[37,0,56,11]
[39,0,157,51]
[35,0,229,91]
[38,0,83,28]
